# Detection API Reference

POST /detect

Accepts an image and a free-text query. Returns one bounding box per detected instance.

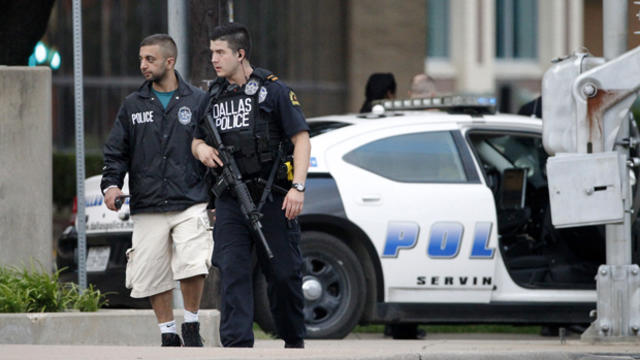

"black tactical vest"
[209,69,284,177]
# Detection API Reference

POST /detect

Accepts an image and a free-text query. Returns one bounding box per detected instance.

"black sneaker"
[284,340,304,348]
[161,333,183,347]
[181,322,204,347]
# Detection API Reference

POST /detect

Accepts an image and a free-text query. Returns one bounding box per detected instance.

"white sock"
[159,320,177,334]
[184,309,199,323]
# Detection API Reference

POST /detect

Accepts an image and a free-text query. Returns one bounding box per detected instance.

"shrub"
[0,263,108,313]
[66,283,109,312]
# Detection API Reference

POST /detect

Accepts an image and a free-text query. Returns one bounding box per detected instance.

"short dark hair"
[210,23,251,59]
[140,34,177,60]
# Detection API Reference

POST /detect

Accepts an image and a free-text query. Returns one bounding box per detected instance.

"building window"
[427,0,450,59]
[496,0,538,59]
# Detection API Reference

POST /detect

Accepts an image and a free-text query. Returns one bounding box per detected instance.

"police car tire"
[253,231,367,339]
[301,231,366,339]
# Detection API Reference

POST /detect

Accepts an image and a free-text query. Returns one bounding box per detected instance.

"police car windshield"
[308,121,351,138]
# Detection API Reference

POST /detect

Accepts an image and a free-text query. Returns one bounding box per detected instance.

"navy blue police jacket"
[101,71,210,214]
[194,68,310,176]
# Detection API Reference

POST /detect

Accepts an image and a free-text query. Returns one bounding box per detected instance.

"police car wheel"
[300,231,366,339]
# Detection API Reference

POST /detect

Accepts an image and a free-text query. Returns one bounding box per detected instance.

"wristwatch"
[291,182,305,192]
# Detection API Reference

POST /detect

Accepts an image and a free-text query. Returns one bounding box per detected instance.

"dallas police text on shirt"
[213,98,253,131]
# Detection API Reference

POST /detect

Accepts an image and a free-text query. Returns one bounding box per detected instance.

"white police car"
[57,96,634,338]
[254,95,633,339]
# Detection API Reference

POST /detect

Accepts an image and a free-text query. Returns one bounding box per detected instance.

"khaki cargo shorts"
[125,203,213,298]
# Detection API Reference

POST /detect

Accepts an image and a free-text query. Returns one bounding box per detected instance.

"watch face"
[293,183,305,191]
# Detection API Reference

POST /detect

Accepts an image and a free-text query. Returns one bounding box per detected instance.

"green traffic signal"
[29,41,61,70]
[35,42,47,64]
[50,51,61,70]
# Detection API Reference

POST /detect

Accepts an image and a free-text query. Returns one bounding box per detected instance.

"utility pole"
[168,0,188,79]
[543,0,640,343]
[72,0,87,291]
[580,0,640,342]
[167,0,188,308]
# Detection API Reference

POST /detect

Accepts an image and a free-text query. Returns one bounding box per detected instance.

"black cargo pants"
[212,192,306,347]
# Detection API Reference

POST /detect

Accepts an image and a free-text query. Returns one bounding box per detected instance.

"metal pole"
[582,0,639,342]
[167,0,187,309]
[227,0,234,23]
[603,0,631,267]
[72,0,87,291]
[601,0,636,338]
[168,0,188,79]
[603,0,627,61]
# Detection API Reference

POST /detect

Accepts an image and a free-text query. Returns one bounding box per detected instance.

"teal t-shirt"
[152,89,175,109]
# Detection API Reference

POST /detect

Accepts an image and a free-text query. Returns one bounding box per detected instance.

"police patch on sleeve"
[245,79,259,96]
[178,106,192,125]
[289,90,300,106]
[259,86,268,103]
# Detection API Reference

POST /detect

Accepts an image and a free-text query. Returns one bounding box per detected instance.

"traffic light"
[28,41,61,70]
[50,51,61,70]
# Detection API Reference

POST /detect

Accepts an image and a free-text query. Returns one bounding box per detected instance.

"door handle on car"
[360,194,381,203]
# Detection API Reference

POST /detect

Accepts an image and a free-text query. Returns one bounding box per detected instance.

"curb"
[0,309,221,347]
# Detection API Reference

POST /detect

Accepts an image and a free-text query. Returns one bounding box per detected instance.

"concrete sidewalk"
[1,334,639,360]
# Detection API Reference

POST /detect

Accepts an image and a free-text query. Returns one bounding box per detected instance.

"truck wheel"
[254,231,366,339]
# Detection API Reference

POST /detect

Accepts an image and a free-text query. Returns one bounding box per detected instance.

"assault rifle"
[203,113,274,259]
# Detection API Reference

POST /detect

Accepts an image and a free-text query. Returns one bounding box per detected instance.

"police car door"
[327,123,498,303]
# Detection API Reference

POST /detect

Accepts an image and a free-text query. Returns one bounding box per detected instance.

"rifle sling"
[256,148,283,212]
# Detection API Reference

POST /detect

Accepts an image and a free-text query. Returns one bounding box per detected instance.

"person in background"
[359,72,396,113]
[408,73,437,99]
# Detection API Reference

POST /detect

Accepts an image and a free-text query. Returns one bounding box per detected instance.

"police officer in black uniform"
[192,23,310,348]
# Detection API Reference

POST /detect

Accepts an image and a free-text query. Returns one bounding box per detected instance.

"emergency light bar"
[373,95,497,114]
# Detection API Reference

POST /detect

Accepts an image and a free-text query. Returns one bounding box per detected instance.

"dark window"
[343,131,468,183]
[469,132,547,188]
[308,121,351,138]
[427,0,450,59]
[496,0,538,59]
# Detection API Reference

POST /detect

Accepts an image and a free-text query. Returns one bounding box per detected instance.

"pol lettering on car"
[470,222,495,259]
[382,221,495,259]
[381,221,419,257]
